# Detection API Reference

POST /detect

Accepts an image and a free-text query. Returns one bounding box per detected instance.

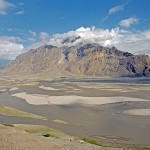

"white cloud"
[25,32,49,50]
[27,41,46,50]
[101,16,109,22]
[108,1,133,15]
[0,36,24,60]
[2,27,150,61]
[109,5,124,14]
[101,1,132,22]
[18,3,24,6]
[29,30,36,38]
[48,27,121,47]
[113,30,150,55]
[15,10,25,15]
[0,0,14,15]
[39,32,49,41]
[7,28,13,31]
[0,36,22,43]
[119,17,139,27]
[28,30,37,41]
[47,27,150,55]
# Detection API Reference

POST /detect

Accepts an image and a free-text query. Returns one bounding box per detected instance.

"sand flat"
[12,92,149,106]
[124,109,150,116]
[0,89,7,92]
[9,87,19,91]
[39,86,58,91]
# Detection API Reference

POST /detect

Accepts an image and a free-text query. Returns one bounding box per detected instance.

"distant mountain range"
[1,43,150,79]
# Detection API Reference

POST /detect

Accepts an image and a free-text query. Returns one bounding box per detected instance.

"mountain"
[0,59,12,69]
[1,43,150,79]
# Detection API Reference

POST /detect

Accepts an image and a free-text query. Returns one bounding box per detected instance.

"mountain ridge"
[1,43,150,79]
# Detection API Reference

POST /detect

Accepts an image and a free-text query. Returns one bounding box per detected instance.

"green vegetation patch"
[42,133,58,138]
[0,122,15,127]
[14,124,66,138]
[80,138,121,148]
[43,133,51,137]
[133,148,150,150]
[81,138,150,150]
[0,104,46,120]
[80,138,102,146]
[51,119,82,127]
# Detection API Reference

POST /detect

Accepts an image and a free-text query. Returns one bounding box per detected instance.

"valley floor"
[0,77,150,149]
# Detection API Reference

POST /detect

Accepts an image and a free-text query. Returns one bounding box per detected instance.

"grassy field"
[0,122,15,127]
[80,138,150,150]
[133,148,150,150]
[1,122,149,150]
[14,124,66,138]
[0,104,46,120]
[0,103,83,127]
[80,138,113,147]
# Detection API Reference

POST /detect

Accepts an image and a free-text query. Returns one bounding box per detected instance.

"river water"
[0,80,150,146]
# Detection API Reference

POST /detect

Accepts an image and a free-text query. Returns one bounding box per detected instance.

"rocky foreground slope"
[0,124,121,150]
[1,43,150,78]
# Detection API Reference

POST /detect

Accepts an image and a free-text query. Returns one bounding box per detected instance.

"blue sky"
[0,0,150,60]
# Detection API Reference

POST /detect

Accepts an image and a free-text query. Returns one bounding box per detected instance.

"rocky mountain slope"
[1,43,150,78]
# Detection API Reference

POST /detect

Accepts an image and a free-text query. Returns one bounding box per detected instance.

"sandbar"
[39,86,58,91]
[9,87,19,91]
[12,92,149,106]
[124,109,150,116]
